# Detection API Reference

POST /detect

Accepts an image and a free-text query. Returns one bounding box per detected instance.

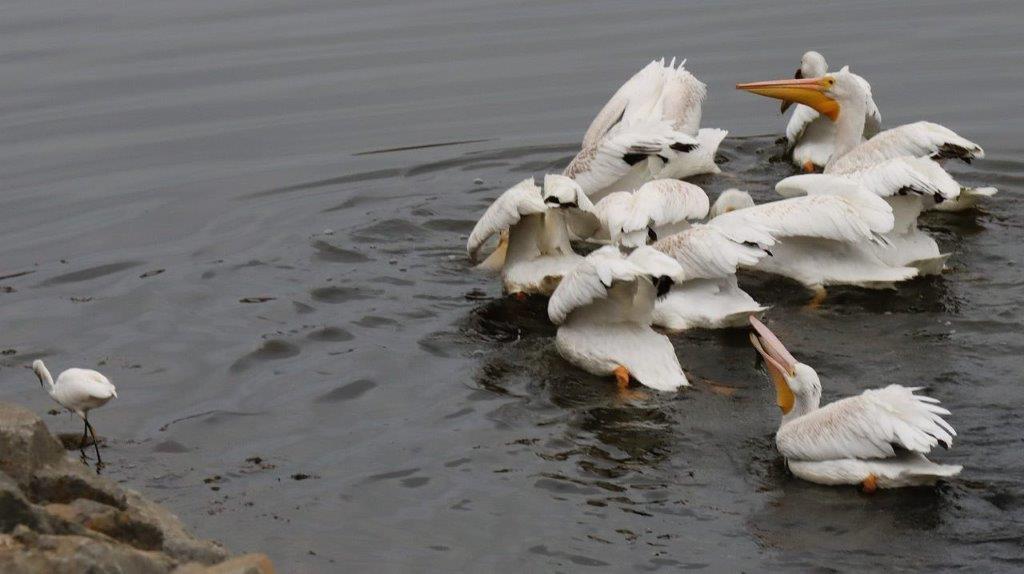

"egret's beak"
[737,77,839,122]
[748,316,797,414]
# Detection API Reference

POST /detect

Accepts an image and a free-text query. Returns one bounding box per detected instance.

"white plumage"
[591,179,709,247]
[565,58,726,202]
[749,317,961,490]
[467,175,599,295]
[32,359,117,465]
[548,246,688,391]
[743,68,997,274]
[784,52,881,171]
[649,186,907,330]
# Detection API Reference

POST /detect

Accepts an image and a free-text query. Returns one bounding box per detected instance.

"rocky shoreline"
[0,402,273,573]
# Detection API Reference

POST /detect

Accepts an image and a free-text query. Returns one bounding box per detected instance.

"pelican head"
[798,51,828,79]
[780,51,829,113]
[710,188,755,218]
[748,316,821,417]
[737,67,866,123]
[542,174,586,209]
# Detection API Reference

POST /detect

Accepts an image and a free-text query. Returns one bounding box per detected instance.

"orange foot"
[805,287,827,310]
[802,160,817,173]
[861,473,878,494]
[614,366,648,402]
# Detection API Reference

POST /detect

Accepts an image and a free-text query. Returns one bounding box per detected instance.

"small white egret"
[32,359,117,466]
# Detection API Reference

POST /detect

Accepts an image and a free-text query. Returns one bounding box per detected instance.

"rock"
[0,532,176,573]
[0,404,65,484]
[0,473,42,533]
[0,402,267,572]
[173,553,275,574]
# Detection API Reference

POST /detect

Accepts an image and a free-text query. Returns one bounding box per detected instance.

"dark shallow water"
[2,0,1023,570]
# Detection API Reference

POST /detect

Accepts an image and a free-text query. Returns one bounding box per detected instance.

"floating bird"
[738,68,996,272]
[782,51,881,172]
[649,185,904,329]
[748,316,961,491]
[565,58,726,202]
[548,245,687,394]
[32,359,117,466]
[467,175,599,296]
[590,179,709,246]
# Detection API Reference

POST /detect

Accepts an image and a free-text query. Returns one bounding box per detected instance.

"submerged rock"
[0,402,273,573]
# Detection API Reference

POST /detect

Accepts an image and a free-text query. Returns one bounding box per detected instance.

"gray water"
[2,0,1023,570]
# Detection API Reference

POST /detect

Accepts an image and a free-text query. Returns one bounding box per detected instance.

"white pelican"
[738,69,996,271]
[467,174,599,296]
[565,58,727,202]
[32,359,117,465]
[748,317,962,491]
[590,179,709,247]
[782,51,881,172]
[649,185,905,330]
[548,245,687,393]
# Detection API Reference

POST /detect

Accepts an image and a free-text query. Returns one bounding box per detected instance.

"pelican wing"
[836,156,960,201]
[596,179,709,247]
[656,59,706,136]
[856,74,883,138]
[712,191,894,244]
[582,58,705,149]
[466,179,546,262]
[790,158,960,202]
[777,385,956,461]
[831,121,984,172]
[653,225,769,281]
[581,60,665,148]
[547,247,640,325]
[785,104,822,146]
[565,119,698,197]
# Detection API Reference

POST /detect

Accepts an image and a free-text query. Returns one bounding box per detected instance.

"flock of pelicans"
[25,52,992,491]
[467,52,996,491]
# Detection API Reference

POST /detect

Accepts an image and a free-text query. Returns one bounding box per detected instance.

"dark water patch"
[353,315,398,328]
[363,468,419,483]
[306,327,354,342]
[230,339,300,372]
[421,218,476,234]
[400,476,430,488]
[353,138,493,156]
[311,240,370,263]
[317,379,377,403]
[0,270,35,281]
[240,296,276,304]
[247,168,403,199]
[153,440,190,453]
[158,410,262,432]
[292,301,315,314]
[38,261,143,286]
[309,286,382,304]
[351,219,426,242]
[528,545,610,567]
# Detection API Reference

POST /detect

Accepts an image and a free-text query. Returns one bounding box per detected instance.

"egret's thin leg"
[79,419,90,460]
[86,418,102,466]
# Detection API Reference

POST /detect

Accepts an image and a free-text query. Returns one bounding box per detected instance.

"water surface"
[1,0,1022,570]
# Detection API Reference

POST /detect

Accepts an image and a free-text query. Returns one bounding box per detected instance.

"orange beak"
[737,77,840,122]
[748,316,797,414]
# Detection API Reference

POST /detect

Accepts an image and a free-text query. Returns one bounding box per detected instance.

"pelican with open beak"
[748,316,962,491]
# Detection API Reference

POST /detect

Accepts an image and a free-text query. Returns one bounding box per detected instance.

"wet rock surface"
[0,403,273,573]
